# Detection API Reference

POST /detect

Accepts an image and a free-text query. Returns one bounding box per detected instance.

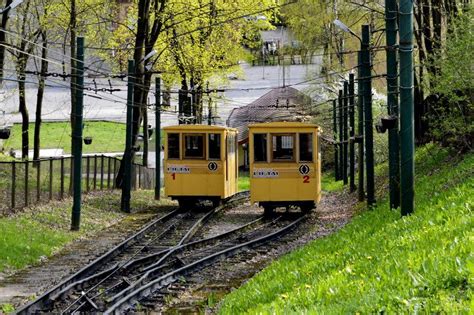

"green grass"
[0,200,122,272]
[0,190,174,273]
[220,144,473,313]
[321,172,344,192]
[238,171,250,191]
[2,121,126,154]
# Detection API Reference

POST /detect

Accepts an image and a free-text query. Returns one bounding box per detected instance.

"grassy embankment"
[2,122,126,154]
[0,190,174,274]
[220,144,473,313]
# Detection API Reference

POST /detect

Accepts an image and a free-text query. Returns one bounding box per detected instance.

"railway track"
[15,191,307,314]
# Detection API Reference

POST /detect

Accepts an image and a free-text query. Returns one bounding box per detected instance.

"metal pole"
[343,81,348,185]
[338,90,343,182]
[349,73,356,192]
[362,25,375,206]
[399,0,414,215]
[357,51,365,201]
[121,60,134,213]
[71,36,84,231]
[332,99,339,180]
[155,77,161,200]
[386,0,401,209]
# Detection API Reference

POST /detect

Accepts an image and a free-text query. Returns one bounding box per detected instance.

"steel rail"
[70,191,251,313]
[68,215,266,313]
[69,209,212,313]
[15,191,249,314]
[104,214,307,314]
[57,213,185,314]
[15,208,181,315]
[122,215,265,271]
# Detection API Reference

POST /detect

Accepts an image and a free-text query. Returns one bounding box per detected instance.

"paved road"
[1,61,323,128]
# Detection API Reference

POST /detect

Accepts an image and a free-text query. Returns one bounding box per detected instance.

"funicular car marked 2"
[249,122,322,215]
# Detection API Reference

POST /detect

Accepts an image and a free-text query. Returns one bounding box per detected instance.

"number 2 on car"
[303,175,310,183]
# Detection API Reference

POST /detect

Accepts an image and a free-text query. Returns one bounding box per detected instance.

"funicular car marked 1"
[163,125,238,208]
[248,122,322,214]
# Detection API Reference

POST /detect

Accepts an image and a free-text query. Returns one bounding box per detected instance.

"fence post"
[93,154,97,190]
[100,155,104,190]
[60,157,64,199]
[11,161,16,209]
[107,157,111,189]
[36,159,41,202]
[138,164,141,190]
[113,158,117,189]
[86,156,90,192]
[49,158,53,200]
[69,157,73,195]
[25,161,29,207]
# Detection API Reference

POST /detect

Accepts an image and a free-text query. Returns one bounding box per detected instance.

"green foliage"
[427,6,474,150]
[1,303,15,314]
[107,0,275,88]
[1,121,126,154]
[238,172,250,191]
[219,144,473,313]
[320,172,343,192]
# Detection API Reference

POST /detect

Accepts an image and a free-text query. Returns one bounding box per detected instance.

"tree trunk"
[116,0,167,188]
[70,0,77,151]
[18,54,29,159]
[0,0,13,85]
[413,0,428,142]
[34,31,48,162]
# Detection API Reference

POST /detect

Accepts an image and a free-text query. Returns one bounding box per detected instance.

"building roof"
[226,87,313,143]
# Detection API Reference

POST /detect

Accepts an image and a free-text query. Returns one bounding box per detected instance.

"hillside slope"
[220,144,473,313]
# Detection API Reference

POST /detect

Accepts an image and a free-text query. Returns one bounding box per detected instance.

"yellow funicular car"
[249,122,321,214]
[163,125,238,208]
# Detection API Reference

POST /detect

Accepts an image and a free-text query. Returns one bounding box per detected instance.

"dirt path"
[0,188,356,312]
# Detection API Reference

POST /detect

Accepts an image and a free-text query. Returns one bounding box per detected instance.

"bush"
[427,6,474,151]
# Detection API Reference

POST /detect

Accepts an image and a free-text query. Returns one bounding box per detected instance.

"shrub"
[427,6,473,151]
